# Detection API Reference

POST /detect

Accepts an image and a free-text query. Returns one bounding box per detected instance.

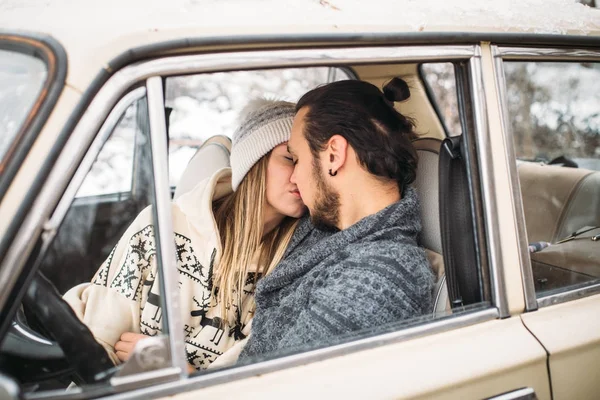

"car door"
[494,43,600,400]
[0,39,551,400]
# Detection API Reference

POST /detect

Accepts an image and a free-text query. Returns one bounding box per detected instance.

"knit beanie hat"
[230,99,296,191]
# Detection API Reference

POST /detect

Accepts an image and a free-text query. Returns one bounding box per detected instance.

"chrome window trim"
[111,367,183,394]
[469,46,510,318]
[537,281,600,308]
[496,46,600,309]
[0,44,477,321]
[146,77,187,377]
[108,308,499,400]
[496,47,600,61]
[490,46,538,312]
[25,308,497,400]
[117,45,476,83]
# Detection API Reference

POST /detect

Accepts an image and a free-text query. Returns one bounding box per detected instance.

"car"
[0,0,599,399]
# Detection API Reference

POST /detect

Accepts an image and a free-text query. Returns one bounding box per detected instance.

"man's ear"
[327,134,348,174]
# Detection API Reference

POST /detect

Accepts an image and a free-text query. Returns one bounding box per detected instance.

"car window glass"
[75,103,136,197]
[0,48,47,164]
[421,63,462,136]
[165,67,352,187]
[40,97,152,292]
[504,60,600,298]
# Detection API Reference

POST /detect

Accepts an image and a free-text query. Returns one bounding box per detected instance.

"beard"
[309,157,341,232]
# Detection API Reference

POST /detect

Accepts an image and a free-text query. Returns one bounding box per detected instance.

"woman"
[64,99,305,372]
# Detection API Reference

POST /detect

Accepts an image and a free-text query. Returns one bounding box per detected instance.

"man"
[239,78,434,359]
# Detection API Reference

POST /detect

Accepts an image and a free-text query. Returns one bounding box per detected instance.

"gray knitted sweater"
[239,187,434,360]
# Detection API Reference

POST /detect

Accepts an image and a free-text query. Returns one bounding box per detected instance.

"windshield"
[0,48,47,165]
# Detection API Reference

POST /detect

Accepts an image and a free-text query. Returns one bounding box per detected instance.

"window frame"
[2,44,507,398]
[494,45,600,310]
[0,32,67,206]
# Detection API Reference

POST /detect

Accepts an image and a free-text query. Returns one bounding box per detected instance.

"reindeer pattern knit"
[64,168,252,370]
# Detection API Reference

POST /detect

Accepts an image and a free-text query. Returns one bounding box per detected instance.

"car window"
[504,60,600,298]
[23,93,174,393]
[165,67,352,187]
[161,61,494,370]
[74,102,137,198]
[420,62,462,136]
[40,96,150,291]
[0,48,47,165]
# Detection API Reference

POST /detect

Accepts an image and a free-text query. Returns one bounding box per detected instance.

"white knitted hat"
[230,99,296,191]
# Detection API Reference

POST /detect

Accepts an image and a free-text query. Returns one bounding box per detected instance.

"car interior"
[1,56,599,395]
[518,161,600,292]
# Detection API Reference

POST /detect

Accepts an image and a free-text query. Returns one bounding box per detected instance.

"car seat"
[173,135,232,199]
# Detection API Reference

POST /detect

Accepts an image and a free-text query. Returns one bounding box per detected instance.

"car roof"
[1,0,599,91]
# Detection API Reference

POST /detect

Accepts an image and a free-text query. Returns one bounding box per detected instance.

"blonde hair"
[212,152,299,322]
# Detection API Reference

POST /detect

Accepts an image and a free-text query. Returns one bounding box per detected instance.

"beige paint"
[352,64,446,141]
[0,86,81,239]
[3,36,597,399]
[521,294,600,400]
[1,0,598,93]
[479,43,525,316]
[174,318,549,400]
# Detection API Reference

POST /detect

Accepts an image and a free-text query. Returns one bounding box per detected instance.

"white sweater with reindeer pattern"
[64,168,254,370]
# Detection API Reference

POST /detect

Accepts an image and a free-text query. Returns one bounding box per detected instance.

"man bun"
[383,77,410,102]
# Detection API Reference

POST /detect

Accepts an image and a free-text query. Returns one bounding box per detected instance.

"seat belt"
[439,136,482,308]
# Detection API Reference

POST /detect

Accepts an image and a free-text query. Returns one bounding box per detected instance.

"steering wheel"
[6,271,115,384]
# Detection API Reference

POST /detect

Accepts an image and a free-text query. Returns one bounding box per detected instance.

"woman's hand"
[115,332,197,374]
[114,332,147,362]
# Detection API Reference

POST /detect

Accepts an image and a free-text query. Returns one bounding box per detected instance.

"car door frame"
[0,37,557,399]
